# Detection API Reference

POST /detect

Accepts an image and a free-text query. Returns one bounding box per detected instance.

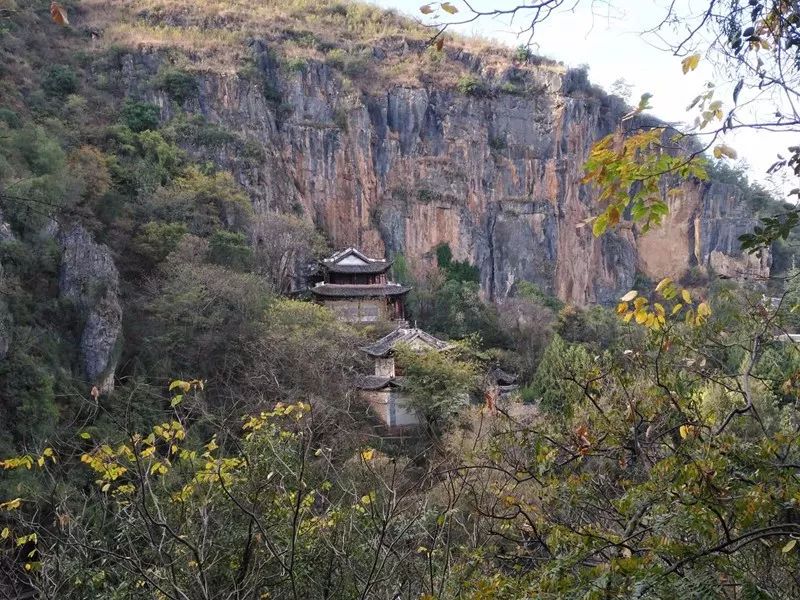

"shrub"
[207,230,253,271]
[325,48,370,77]
[513,45,531,62]
[0,108,20,128]
[157,68,198,103]
[499,82,524,95]
[132,221,188,266]
[42,65,79,98]
[122,100,161,132]
[456,75,486,96]
[488,134,507,152]
[436,243,479,283]
[284,57,308,73]
[263,79,282,103]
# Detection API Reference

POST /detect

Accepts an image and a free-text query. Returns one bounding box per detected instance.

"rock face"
[0,209,12,359]
[59,225,122,391]
[115,46,768,305]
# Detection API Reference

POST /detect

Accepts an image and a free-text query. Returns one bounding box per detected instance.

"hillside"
[3,2,800,598]
[3,0,771,305]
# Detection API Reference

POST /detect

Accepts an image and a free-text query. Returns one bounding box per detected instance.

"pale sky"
[373,0,797,194]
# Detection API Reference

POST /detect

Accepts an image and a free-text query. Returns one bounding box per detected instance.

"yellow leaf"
[655,277,672,293]
[713,144,738,160]
[681,53,701,74]
[1,528,9,539]
[79,432,91,440]
[679,425,690,439]
[36,457,44,468]
[440,1,458,13]
[50,1,69,26]
[783,539,797,553]
[0,498,22,511]
[360,448,375,461]
[620,290,638,302]
[635,310,648,324]
[623,311,634,323]
[697,302,712,317]
[654,303,666,318]
[616,302,628,315]
[101,483,111,493]
[672,303,683,315]
[681,289,692,303]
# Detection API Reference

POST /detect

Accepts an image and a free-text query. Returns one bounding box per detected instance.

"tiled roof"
[360,327,450,358]
[311,283,411,298]
[357,375,406,390]
[323,261,392,274]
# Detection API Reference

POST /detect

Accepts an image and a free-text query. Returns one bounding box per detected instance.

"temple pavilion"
[358,327,451,429]
[310,248,410,324]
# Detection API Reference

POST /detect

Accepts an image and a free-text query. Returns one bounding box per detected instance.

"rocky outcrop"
[0,209,12,359]
[637,181,770,281]
[59,225,122,391]
[112,46,766,305]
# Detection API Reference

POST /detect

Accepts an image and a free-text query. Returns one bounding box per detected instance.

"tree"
[251,212,327,293]
[395,343,478,435]
[525,333,593,413]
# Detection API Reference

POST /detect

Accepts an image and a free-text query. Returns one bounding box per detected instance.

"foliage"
[456,74,486,96]
[121,100,161,132]
[583,127,708,236]
[131,221,188,266]
[526,333,592,413]
[206,229,253,271]
[144,166,252,235]
[156,68,198,103]
[41,65,78,98]
[394,343,478,433]
[251,212,328,293]
[435,242,479,283]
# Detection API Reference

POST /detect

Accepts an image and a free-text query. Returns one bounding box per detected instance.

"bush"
[157,68,198,103]
[207,230,253,271]
[122,100,161,132]
[436,243,479,283]
[513,45,531,62]
[488,134,507,152]
[132,221,188,266]
[42,65,79,98]
[456,75,486,96]
[325,48,370,77]
[284,57,308,73]
[263,79,282,103]
[0,108,20,128]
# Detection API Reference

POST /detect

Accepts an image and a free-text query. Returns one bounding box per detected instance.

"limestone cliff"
[106,38,768,305]
[59,225,122,392]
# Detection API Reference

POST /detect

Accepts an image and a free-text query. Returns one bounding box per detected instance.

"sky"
[371,0,796,193]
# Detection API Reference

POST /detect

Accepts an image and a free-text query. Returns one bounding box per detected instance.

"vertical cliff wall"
[113,43,768,305]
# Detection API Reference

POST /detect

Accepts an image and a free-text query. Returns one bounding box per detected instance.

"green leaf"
[592,213,609,237]
[79,432,91,440]
[170,394,183,407]
[440,2,458,14]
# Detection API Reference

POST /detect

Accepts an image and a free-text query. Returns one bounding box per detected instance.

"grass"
[78,0,568,91]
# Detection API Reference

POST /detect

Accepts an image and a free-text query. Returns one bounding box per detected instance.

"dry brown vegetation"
[78,0,565,88]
